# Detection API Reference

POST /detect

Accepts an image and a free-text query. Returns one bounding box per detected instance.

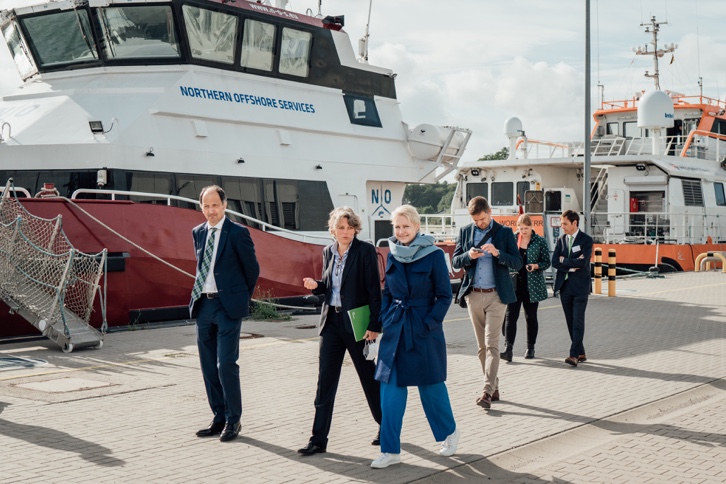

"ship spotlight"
[323,15,345,27]
[470,169,480,176]
[89,121,104,133]
[146,148,155,157]
[237,158,245,164]
[315,164,322,170]
[636,163,647,171]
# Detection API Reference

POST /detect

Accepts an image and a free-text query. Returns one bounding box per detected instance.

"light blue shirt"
[329,243,350,307]
[473,222,496,289]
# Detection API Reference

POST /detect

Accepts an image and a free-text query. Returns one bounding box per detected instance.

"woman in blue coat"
[370,205,459,469]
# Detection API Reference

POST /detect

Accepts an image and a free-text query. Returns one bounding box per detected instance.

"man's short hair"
[199,185,226,205]
[561,209,579,226]
[468,196,491,215]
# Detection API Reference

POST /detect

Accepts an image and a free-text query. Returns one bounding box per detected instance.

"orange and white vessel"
[450,16,726,273]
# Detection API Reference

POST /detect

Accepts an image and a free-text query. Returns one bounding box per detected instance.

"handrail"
[679,129,726,158]
[70,188,331,245]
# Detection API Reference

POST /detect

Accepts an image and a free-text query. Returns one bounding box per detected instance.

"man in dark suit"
[552,210,593,367]
[190,185,259,442]
[297,207,382,456]
[453,196,521,409]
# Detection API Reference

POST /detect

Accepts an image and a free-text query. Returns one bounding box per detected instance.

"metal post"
[608,249,616,297]
[594,247,602,294]
[583,0,592,234]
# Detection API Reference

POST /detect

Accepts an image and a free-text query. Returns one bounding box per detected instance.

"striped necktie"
[565,235,573,280]
[191,227,217,301]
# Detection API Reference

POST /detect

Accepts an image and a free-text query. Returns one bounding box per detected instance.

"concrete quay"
[0,271,724,483]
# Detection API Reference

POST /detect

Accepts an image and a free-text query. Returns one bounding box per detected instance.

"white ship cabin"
[451,90,726,248]
[0,0,469,243]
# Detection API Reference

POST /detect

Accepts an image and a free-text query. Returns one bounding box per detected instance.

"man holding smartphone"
[452,196,522,409]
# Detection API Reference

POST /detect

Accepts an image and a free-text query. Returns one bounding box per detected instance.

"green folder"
[347,305,370,342]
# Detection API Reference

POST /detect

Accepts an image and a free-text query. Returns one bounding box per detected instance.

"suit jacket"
[189,217,260,320]
[452,220,522,305]
[551,230,593,295]
[311,237,382,335]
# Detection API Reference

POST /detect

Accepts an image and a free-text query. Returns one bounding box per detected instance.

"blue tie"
[191,227,217,301]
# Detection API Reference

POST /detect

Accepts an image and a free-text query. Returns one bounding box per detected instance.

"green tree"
[478,147,509,161]
[403,181,456,214]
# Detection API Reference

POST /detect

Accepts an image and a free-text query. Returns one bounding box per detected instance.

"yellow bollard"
[594,247,602,294]
[608,249,616,297]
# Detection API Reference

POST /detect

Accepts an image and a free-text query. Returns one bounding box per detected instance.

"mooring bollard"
[608,249,616,297]
[594,247,602,294]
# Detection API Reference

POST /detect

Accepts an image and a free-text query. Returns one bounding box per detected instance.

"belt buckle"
[334,306,341,313]
[206,293,217,299]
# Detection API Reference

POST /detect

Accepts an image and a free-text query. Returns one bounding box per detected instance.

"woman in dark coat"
[370,205,458,469]
[501,213,551,361]
[297,207,382,456]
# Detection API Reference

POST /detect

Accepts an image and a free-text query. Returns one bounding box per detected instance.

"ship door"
[374,220,393,246]
[524,190,544,214]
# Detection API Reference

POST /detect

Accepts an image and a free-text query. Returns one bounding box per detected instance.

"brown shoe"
[565,356,578,367]
[577,354,587,362]
[491,389,500,401]
[476,392,492,409]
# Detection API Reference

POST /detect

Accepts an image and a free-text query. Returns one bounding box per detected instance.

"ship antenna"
[632,16,677,90]
[358,0,373,63]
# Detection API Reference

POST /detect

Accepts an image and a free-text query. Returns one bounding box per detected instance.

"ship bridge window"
[343,93,381,127]
[182,5,237,65]
[491,182,514,206]
[606,122,619,136]
[99,6,180,60]
[466,182,488,203]
[714,182,725,206]
[623,121,640,139]
[2,21,37,79]
[241,19,276,71]
[19,10,98,68]
[279,27,312,77]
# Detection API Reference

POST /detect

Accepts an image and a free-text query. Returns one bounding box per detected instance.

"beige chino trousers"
[465,290,506,395]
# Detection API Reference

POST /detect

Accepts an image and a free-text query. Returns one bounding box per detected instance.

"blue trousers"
[380,365,456,454]
[196,297,243,424]
[559,282,588,358]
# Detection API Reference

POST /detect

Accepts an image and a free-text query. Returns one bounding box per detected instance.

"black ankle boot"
[524,345,535,359]
[500,344,513,362]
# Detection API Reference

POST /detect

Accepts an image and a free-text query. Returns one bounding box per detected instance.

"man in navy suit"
[453,196,521,409]
[552,210,593,367]
[190,185,259,441]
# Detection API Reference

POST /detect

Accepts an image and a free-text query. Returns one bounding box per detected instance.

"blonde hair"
[517,213,532,226]
[390,204,421,228]
[327,207,362,235]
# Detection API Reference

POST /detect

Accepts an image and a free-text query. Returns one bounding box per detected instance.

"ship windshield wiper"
[73,7,98,60]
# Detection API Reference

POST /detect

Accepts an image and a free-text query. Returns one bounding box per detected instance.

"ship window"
[99,6,180,60]
[681,179,704,207]
[182,5,237,64]
[2,21,37,79]
[176,175,217,209]
[240,19,275,71]
[491,182,513,206]
[465,182,487,203]
[606,122,619,136]
[343,94,381,127]
[123,172,172,204]
[279,27,311,77]
[516,181,528,207]
[715,182,726,206]
[623,121,639,139]
[20,10,98,68]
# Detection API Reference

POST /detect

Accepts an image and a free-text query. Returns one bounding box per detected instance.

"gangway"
[0,180,107,352]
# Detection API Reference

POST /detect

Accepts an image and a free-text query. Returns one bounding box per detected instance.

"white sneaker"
[439,428,460,456]
[371,452,401,469]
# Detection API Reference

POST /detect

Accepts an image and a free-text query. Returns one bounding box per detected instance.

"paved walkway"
[0,272,724,483]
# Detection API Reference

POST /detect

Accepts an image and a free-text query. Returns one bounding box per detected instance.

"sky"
[1,0,724,162]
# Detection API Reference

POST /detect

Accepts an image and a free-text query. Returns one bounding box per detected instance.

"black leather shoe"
[524,347,535,359]
[500,346,513,362]
[371,429,381,446]
[297,442,327,456]
[196,420,225,437]
[219,421,241,442]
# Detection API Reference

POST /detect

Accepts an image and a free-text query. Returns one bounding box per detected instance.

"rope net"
[0,191,106,328]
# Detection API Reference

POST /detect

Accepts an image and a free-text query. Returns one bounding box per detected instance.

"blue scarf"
[388,233,440,263]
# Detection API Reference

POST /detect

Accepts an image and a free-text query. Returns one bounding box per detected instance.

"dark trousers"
[310,310,381,446]
[504,290,539,348]
[196,297,243,424]
[559,281,588,358]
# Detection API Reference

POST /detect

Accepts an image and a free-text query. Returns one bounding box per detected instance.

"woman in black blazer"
[297,207,383,456]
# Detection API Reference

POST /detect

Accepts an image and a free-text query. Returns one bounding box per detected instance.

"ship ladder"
[0,181,107,352]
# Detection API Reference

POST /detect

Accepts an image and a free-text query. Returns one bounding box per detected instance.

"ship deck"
[0,271,724,482]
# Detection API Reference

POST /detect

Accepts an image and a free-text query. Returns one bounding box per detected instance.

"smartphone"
[526,264,533,271]
[472,248,484,253]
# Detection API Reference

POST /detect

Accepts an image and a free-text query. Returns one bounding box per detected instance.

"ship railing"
[679,130,726,162]
[592,210,723,245]
[419,214,457,240]
[71,188,331,245]
[600,93,726,111]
